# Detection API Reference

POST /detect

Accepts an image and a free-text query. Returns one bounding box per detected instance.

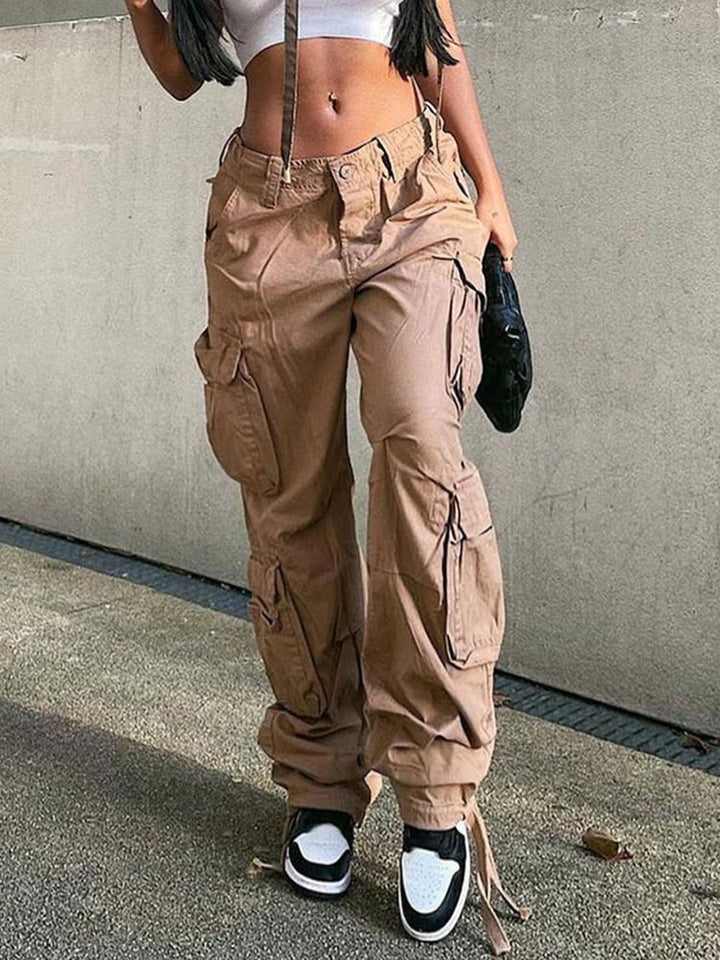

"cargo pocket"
[442,471,505,668]
[193,324,280,495]
[435,250,486,415]
[247,555,328,720]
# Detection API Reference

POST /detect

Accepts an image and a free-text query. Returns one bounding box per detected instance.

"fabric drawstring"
[248,803,296,878]
[248,783,531,955]
[281,0,300,185]
[463,793,533,955]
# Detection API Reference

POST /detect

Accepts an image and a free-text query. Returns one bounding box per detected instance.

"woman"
[125,0,531,951]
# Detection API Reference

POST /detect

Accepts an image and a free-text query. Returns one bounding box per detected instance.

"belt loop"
[280,0,299,185]
[260,155,283,208]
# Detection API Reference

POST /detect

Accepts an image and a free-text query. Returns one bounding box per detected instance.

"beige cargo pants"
[194,81,530,952]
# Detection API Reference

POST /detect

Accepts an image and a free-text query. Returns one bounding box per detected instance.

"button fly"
[338,162,355,179]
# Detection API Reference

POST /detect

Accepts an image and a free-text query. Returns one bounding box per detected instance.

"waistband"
[212,99,448,207]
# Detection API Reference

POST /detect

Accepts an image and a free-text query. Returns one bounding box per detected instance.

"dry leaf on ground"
[682,732,717,753]
[581,827,633,861]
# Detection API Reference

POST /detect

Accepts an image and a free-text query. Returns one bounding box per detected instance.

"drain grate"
[493,672,719,776]
[1,517,718,777]
[0,517,251,619]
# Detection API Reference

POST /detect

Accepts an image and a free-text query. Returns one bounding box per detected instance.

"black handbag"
[474,241,533,432]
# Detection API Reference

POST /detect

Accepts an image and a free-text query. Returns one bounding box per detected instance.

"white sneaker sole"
[398,827,471,942]
[283,849,352,897]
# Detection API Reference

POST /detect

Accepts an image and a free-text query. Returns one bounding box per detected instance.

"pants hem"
[283,786,370,830]
[394,782,478,830]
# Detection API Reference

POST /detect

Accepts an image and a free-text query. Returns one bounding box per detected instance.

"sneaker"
[398,816,471,942]
[282,807,355,898]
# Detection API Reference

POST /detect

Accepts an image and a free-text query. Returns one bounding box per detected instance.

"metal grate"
[1,517,718,776]
[0,517,251,618]
[492,672,719,776]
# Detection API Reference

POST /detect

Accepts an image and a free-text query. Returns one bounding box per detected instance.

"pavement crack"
[65,598,127,615]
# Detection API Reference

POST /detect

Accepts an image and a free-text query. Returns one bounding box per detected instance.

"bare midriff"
[237,37,423,159]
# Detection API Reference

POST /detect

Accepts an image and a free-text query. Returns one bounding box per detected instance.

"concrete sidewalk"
[0,541,717,959]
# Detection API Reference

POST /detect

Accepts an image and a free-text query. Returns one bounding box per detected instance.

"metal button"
[338,162,355,179]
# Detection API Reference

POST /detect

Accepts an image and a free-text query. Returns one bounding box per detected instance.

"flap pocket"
[193,325,242,384]
[247,555,328,720]
[443,471,505,668]
[193,325,280,495]
[434,251,485,415]
[456,471,493,539]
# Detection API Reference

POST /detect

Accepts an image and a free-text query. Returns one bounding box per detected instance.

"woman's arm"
[124,0,204,100]
[413,0,518,266]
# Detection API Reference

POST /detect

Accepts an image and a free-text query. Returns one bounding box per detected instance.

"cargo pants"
[194,75,531,954]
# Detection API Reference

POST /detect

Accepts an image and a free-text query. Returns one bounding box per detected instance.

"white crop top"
[220,0,403,71]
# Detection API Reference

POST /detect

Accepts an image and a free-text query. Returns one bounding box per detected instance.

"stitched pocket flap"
[455,471,493,539]
[247,554,328,719]
[193,325,242,384]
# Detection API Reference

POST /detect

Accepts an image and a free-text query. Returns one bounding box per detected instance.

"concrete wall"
[0,2,166,27]
[1,5,718,737]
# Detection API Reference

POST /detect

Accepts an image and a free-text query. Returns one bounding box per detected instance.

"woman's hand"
[125,0,155,10]
[475,189,518,273]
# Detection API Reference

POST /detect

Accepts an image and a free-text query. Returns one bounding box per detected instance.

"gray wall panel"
[0,2,166,27]
[1,5,718,737]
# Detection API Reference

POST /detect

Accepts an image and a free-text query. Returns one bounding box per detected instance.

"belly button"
[328,91,339,112]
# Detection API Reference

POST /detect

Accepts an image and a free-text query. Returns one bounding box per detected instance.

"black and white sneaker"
[282,807,355,898]
[398,816,471,942]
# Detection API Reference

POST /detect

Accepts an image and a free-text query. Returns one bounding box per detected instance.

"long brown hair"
[168,0,459,86]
